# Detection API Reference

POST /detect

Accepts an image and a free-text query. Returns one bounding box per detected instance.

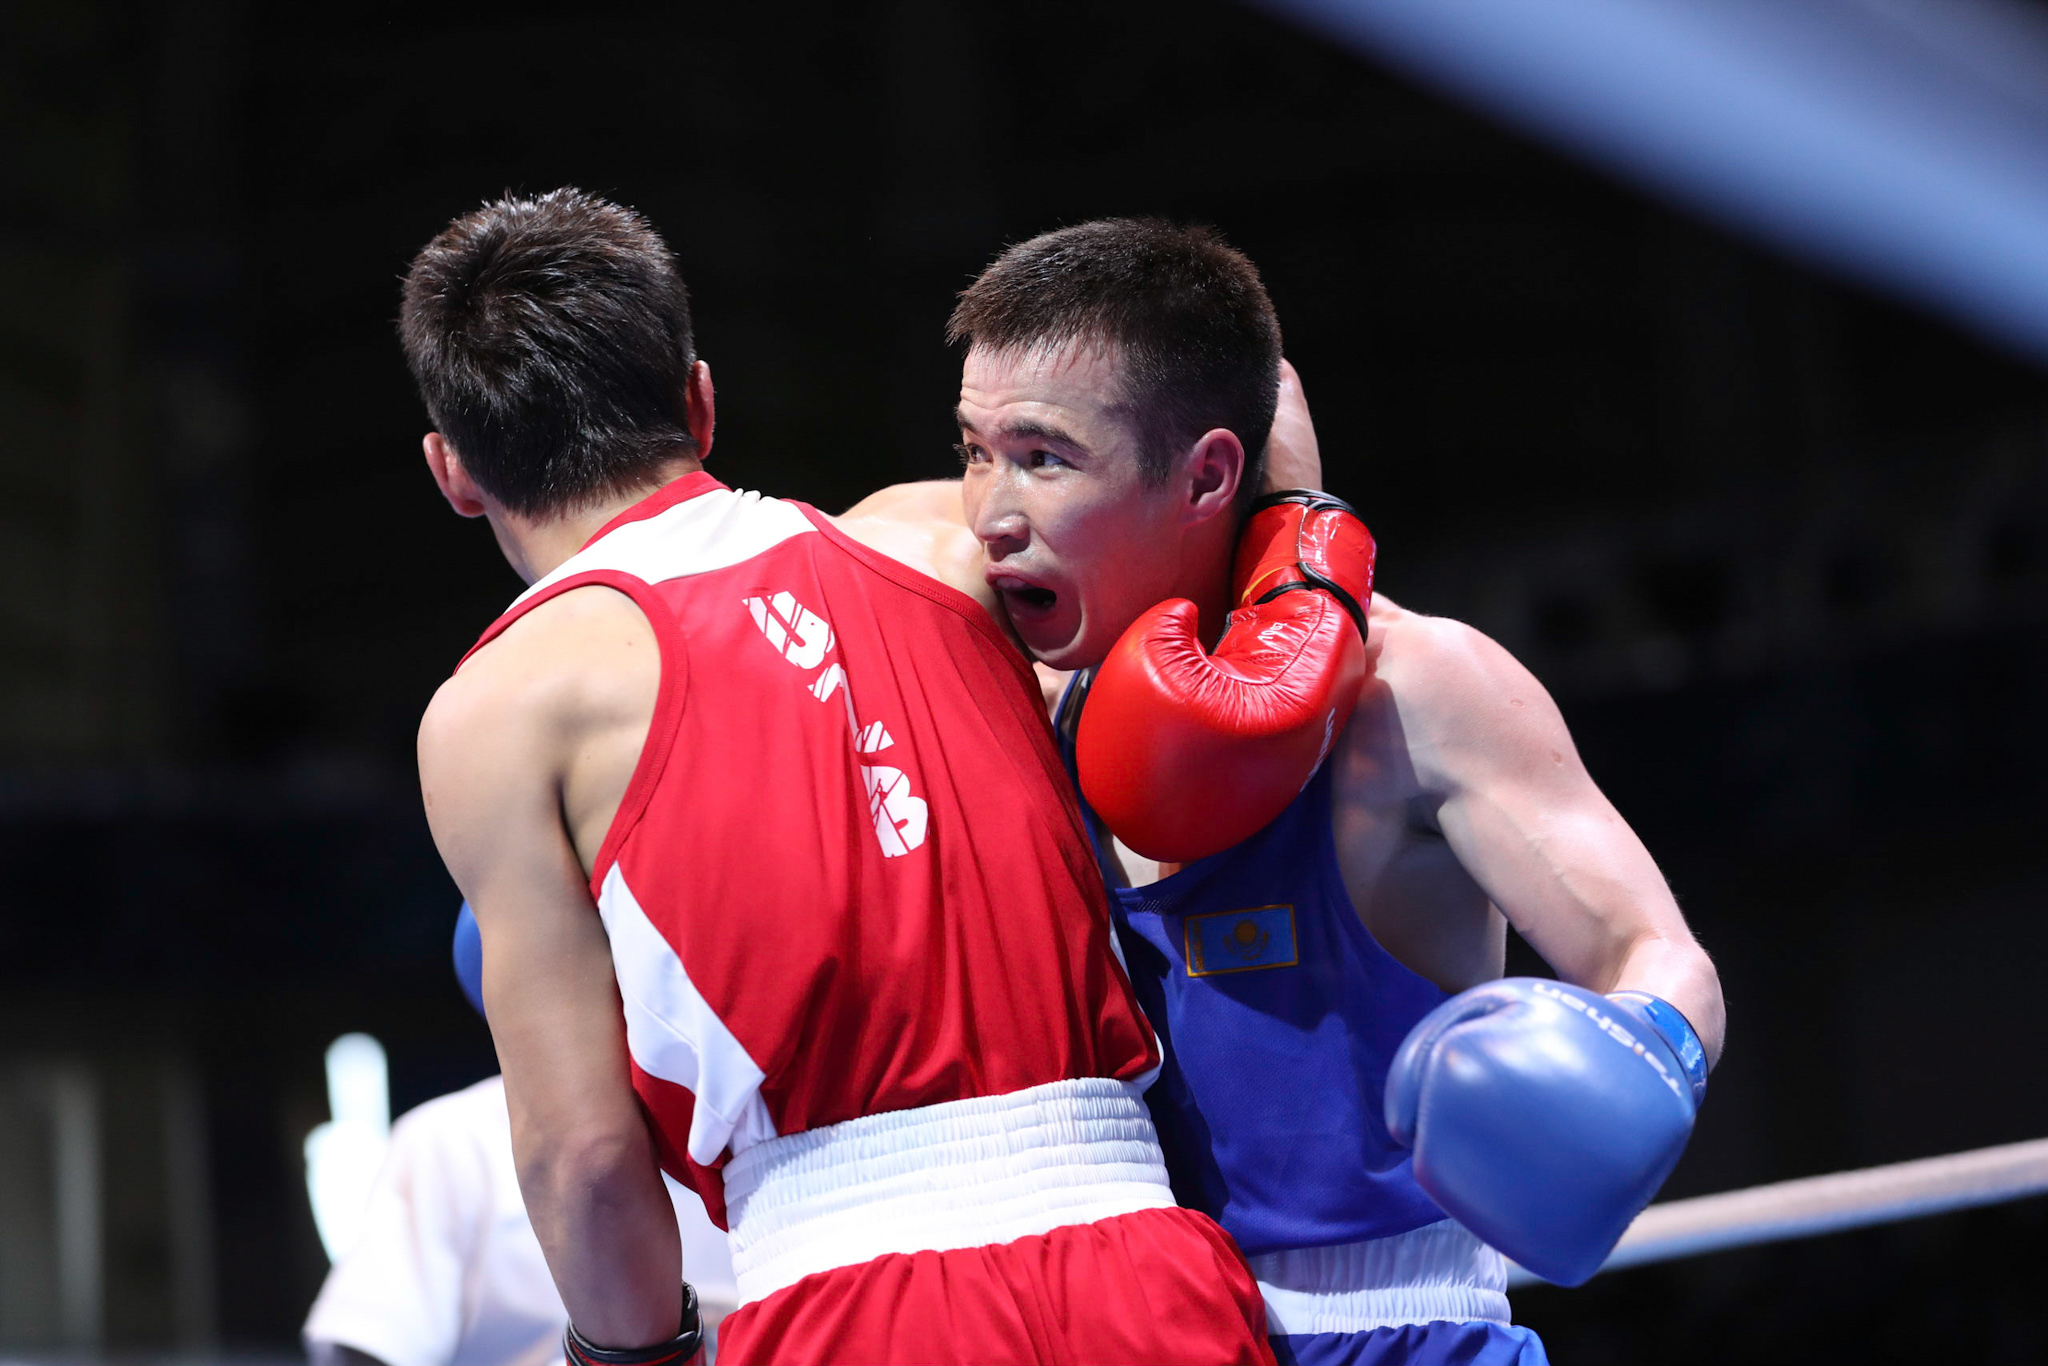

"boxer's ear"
[684,359,716,461]
[424,433,489,518]
[1181,427,1245,529]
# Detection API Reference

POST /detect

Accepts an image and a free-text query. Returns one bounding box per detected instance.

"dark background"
[5,0,2047,1359]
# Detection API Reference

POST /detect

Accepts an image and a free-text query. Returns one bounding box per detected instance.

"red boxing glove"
[1077,491,1375,863]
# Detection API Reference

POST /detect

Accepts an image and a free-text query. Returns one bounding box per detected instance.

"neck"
[489,458,703,585]
[1186,526,1240,649]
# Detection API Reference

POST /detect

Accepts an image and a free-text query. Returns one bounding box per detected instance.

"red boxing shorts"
[719,1206,1270,1364]
[712,1079,1273,1365]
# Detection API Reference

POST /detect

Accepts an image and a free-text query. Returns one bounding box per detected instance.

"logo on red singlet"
[745,591,835,668]
[742,591,929,857]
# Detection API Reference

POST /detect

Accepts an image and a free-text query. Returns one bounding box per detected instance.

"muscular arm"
[416,589,681,1346]
[1383,614,1726,1063]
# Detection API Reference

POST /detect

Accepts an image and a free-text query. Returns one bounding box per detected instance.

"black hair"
[399,188,698,516]
[949,218,1282,503]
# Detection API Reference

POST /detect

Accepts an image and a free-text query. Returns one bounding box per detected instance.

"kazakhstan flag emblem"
[1185,905,1299,977]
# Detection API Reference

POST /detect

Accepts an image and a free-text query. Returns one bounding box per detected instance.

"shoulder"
[828,480,1005,626]
[419,587,659,798]
[1368,598,1537,700]
[839,478,967,527]
[1350,596,1574,787]
[829,479,972,577]
[428,587,656,730]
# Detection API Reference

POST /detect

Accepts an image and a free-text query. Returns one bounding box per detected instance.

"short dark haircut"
[399,188,698,517]
[948,219,1282,504]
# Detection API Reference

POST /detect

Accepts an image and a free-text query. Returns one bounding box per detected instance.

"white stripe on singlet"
[514,484,814,603]
[596,865,777,1167]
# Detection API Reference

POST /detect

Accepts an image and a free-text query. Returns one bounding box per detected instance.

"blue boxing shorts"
[1272,1321,1549,1366]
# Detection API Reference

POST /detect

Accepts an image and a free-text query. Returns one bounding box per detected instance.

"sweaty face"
[958,342,1190,671]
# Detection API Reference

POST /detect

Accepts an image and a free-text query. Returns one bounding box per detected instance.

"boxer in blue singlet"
[941,220,1727,1365]
[1052,676,1531,1365]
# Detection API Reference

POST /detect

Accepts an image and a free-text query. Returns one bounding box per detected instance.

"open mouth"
[1002,585,1059,626]
[992,574,1060,623]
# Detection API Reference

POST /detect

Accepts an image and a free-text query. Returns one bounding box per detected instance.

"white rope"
[1506,1135,2048,1287]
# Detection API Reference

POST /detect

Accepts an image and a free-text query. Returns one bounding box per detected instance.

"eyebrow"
[953,406,1087,451]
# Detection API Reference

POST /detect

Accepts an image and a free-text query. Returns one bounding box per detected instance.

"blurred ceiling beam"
[1256,0,2048,366]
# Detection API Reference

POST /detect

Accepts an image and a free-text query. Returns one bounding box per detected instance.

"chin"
[1024,630,1112,674]
[1017,635,1076,671]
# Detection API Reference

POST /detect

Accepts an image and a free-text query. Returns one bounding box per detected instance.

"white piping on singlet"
[1252,1219,1512,1337]
[722,1077,1178,1306]
[514,483,814,604]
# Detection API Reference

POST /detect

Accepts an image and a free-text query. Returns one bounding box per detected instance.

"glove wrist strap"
[564,1284,703,1366]
[1242,489,1372,638]
[1246,488,1362,518]
[1606,991,1709,1106]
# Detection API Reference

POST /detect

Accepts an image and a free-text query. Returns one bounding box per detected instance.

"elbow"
[518,1120,656,1220]
[1614,929,1727,1069]
[1670,939,1727,1070]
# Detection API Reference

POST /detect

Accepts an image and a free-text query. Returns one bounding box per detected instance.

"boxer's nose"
[969,472,1032,560]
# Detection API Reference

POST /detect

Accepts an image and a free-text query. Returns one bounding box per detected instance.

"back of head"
[400,188,698,518]
[948,218,1282,504]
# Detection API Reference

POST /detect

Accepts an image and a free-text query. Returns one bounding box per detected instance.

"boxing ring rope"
[1506,1136,2048,1287]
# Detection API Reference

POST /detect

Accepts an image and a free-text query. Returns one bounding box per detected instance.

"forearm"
[1608,931,1725,1067]
[517,1120,681,1344]
[489,902,684,1345]
[491,937,684,1344]
[1456,824,1726,1067]
[1261,359,1323,492]
[1437,784,1724,1066]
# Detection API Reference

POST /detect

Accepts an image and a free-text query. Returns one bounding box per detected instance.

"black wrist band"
[564,1283,703,1366]
[1247,488,1363,519]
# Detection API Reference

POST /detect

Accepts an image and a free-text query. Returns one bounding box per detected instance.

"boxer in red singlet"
[404,190,1272,1365]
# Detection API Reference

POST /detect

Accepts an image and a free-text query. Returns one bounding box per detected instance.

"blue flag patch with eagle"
[1184,904,1299,976]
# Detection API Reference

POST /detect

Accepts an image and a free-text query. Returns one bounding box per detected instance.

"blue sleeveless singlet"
[1054,672,1451,1257]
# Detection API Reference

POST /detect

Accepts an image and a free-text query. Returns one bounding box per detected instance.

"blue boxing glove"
[1385,977,1708,1286]
[453,901,486,1019]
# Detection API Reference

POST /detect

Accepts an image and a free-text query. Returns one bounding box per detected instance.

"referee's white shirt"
[304,1075,736,1366]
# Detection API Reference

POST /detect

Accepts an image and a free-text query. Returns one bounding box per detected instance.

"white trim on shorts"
[1252,1219,1512,1336]
[722,1077,1177,1305]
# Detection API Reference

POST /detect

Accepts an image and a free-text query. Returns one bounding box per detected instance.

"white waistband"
[1252,1221,1511,1336]
[722,1077,1176,1305]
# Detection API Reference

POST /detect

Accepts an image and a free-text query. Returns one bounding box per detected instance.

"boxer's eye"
[954,441,985,467]
[1029,449,1068,470]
